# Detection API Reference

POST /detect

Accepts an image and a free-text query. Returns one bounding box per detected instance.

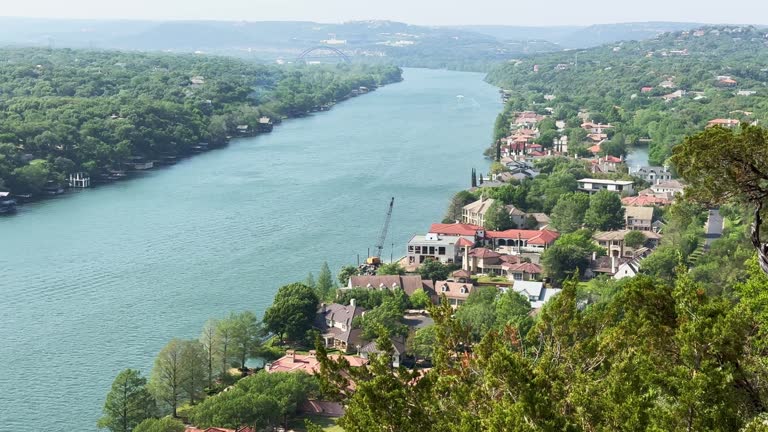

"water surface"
[0,68,499,431]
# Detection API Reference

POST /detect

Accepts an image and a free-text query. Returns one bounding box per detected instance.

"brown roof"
[435,281,475,300]
[593,230,662,241]
[451,269,472,279]
[502,262,543,274]
[301,400,345,418]
[267,352,367,374]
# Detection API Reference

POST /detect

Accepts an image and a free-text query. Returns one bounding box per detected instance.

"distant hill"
[456,22,707,48]
[0,18,561,71]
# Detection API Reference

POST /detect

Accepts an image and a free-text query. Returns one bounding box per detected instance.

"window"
[438,247,446,255]
[429,246,435,255]
[415,246,421,254]
[408,245,414,252]
[441,284,449,292]
[513,273,523,281]
[460,286,467,294]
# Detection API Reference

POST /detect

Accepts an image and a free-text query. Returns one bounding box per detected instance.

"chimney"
[321,303,326,313]
[592,251,597,261]
[287,349,295,363]
[611,256,616,274]
[350,298,356,308]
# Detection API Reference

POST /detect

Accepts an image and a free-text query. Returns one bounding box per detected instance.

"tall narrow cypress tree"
[471,169,477,188]
[496,139,501,161]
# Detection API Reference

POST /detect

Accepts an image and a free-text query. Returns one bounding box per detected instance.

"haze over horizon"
[1,0,766,27]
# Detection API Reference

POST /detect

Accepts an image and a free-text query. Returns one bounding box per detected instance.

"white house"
[577,178,635,195]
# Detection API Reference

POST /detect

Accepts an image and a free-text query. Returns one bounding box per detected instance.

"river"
[0,68,499,431]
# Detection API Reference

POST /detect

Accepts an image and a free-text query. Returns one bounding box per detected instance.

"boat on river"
[0,191,17,214]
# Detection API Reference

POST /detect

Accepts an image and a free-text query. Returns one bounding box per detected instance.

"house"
[587,255,632,278]
[406,233,470,265]
[510,281,561,309]
[581,122,614,134]
[614,259,642,280]
[434,281,476,308]
[185,426,255,432]
[658,80,676,89]
[503,261,544,281]
[505,205,529,227]
[527,213,552,230]
[707,118,741,128]
[486,229,560,253]
[577,178,635,195]
[346,275,436,299]
[591,155,623,174]
[662,90,686,102]
[359,336,407,367]
[624,206,654,231]
[631,166,673,185]
[465,247,504,274]
[717,77,737,86]
[622,195,671,207]
[316,301,365,353]
[650,180,685,198]
[641,86,654,93]
[737,90,757,96]
[593,230,662,258]
[428,223,486,239]
[462,197,495,226]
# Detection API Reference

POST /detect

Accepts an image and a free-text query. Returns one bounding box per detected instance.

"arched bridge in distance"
[297,46,352,63]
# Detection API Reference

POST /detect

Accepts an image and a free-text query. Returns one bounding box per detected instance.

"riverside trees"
[0,48,402,196]
[98,369,155,432]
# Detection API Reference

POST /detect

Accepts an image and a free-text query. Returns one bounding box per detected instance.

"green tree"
[624,230,647,249]
[443,190,476,223]
[409,325,436,361]
[199,319,218,390]
[11,159,50,194]
[418,260,454,283]
[483,200,516,230]
[304,272,316,289]
[338,265,359,286]
[133,417,185,432]
[98,369,155,432]
[409,288,432,309]
[541,229,602,285]
[671,124,768,274]
[215,319,235,376]
[150,339,185,417]
[454,286,498,340]
[316,262,334,300]
[355,298,407,341]
[640,245,680,281]
[494,289,533,335]
[179,340,207,405]
[377,262,405,275]
[550,192,590,233]
[263,282,319,343]
[584,190,625,231]
[229,311,263,370]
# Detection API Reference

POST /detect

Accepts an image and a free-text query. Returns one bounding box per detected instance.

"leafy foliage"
[98,369,155,432]
[263,283,319,343]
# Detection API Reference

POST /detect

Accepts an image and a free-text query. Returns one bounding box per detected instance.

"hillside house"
[316,301,365,354]
[406,233,470,265]
[593,230,662,258]
[462,197,495,226]
[624,206,654,231]
[631,166,673,185]
[577,178,635,195]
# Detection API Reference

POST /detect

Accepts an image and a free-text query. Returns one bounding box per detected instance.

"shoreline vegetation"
[0,47,403,214]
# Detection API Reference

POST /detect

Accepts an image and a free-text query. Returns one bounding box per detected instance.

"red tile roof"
[429,223,483,237]
[455,237,474,247]
[622,195,671,206]
[486,229,559,245]
[266,353,367,374]
[502,262,543,274]
[468,247,501,259]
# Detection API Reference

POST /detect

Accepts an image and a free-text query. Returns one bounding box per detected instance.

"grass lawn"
[289,415,344,432]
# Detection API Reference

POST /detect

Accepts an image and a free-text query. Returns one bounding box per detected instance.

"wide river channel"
[0,68,500,430]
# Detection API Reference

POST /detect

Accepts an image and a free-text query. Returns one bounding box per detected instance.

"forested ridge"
[486,25,768,165]
[0,48,402,195]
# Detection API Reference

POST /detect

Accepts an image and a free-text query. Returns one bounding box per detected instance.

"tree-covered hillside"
[0,48,401,195]
[486,26,768,165]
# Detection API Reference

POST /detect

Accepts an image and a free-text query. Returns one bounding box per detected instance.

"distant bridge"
[297,46,351,63]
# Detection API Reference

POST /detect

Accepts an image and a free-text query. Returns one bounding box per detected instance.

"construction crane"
[366,197,395,266]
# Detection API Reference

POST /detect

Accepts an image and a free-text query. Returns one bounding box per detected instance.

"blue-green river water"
[0,68,500,430]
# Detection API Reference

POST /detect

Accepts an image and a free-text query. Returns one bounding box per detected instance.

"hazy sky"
[1,0,766,26]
